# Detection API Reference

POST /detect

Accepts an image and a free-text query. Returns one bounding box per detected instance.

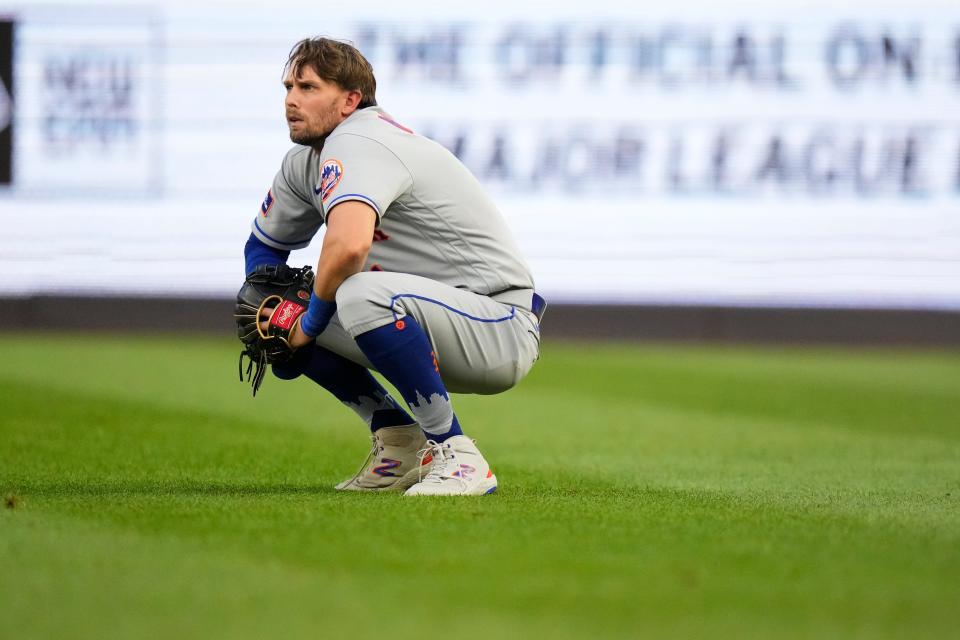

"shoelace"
[343,434,380,485]
[416,440,468,489]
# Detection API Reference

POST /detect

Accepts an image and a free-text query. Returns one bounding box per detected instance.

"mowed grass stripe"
[5,360,957,516]
[3,339,958,527]
[1,334,959,639]
[3,335,958,441]
[4,489,956,640]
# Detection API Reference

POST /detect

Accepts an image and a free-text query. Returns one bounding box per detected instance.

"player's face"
[283,65,356,148]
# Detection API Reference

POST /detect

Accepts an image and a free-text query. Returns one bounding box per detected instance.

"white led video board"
[0,0,958,308]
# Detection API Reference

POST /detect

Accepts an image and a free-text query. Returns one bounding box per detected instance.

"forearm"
[313,238,368,300]
[298,201,376,338]
[312,201,376,299]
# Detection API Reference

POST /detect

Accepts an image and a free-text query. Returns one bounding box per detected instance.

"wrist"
[299,294,337,337]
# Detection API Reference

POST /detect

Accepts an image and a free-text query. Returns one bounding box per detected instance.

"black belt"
[531,292,547,322]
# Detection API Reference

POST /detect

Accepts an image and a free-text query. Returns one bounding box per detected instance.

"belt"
[531,293,547,322]
[490,288,548,323]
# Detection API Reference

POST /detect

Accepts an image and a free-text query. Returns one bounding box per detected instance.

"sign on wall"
[12,11,161,194]
[0,19,12,186]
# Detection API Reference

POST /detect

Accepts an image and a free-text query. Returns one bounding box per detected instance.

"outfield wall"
[2,296,959,346]
[0,1,958,327]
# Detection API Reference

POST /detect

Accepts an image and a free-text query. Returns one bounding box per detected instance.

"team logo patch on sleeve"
[260,190,274,217]
[317,159,344,202]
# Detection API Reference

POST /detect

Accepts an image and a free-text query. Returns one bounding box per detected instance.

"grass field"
[1,333,958,639]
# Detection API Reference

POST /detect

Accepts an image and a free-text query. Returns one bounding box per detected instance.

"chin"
[291,134,326,148]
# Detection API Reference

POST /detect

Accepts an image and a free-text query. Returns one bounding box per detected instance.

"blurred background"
[1,0,958,342]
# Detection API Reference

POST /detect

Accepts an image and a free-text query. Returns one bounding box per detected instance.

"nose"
[285,88,298,109]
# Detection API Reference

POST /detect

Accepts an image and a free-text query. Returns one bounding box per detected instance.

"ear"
[341,90,363,116]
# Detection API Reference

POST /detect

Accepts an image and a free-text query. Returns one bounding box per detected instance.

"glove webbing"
[239,347,269,397]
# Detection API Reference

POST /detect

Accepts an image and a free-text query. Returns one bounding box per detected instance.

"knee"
[335,272,395,330]
[270,344,313,380]
[271,361,303,380]
[334,272,380,308]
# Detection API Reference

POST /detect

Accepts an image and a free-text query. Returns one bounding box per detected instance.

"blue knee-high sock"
[272,344,413,431]
[354,316,463,442]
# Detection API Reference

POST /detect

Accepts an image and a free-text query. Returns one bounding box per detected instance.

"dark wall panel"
[2,296,958,346]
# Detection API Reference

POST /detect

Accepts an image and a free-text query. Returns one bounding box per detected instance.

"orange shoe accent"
[395,320,406,330]
[486,470,493,478]
[430,351,439,373]
[421,454,433,465]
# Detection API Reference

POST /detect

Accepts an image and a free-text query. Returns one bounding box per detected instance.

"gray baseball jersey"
[251,106,534,296]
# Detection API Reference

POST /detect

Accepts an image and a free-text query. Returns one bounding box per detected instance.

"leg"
[354,315,464,442]
[335,272,541,495]
[272,342,411,432]
[335,272,541,394]
[273,341,429,491]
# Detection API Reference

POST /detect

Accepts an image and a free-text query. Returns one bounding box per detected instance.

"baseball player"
[245,37,545,496]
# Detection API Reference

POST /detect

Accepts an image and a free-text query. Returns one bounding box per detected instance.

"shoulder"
[279,145,319,183]
[281,145,315,170]
[321,109,416,180]
[325,107,414,149]
[330,107,385,137]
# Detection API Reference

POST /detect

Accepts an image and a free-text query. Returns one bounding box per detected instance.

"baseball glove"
[235,264,315,396]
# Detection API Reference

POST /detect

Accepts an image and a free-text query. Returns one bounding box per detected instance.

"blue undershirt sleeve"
[244,232,290,275]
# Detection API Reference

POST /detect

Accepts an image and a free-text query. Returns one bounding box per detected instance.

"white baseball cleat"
[404,435,498,496]
[335,424,433,491]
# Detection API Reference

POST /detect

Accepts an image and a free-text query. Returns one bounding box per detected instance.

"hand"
[259,306,315,350]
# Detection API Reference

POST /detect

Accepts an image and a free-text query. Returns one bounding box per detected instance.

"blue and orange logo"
[373,458,402,477]
[316,159,344,202]
[260,190,274,217]
[451,464,476,479]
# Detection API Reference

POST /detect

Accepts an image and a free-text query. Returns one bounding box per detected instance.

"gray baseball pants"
[314,271,541,394]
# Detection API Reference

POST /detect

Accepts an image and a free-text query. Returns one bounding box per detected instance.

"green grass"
[1,333,958,639]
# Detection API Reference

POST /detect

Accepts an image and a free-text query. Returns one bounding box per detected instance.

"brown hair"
[285,37,377,109]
